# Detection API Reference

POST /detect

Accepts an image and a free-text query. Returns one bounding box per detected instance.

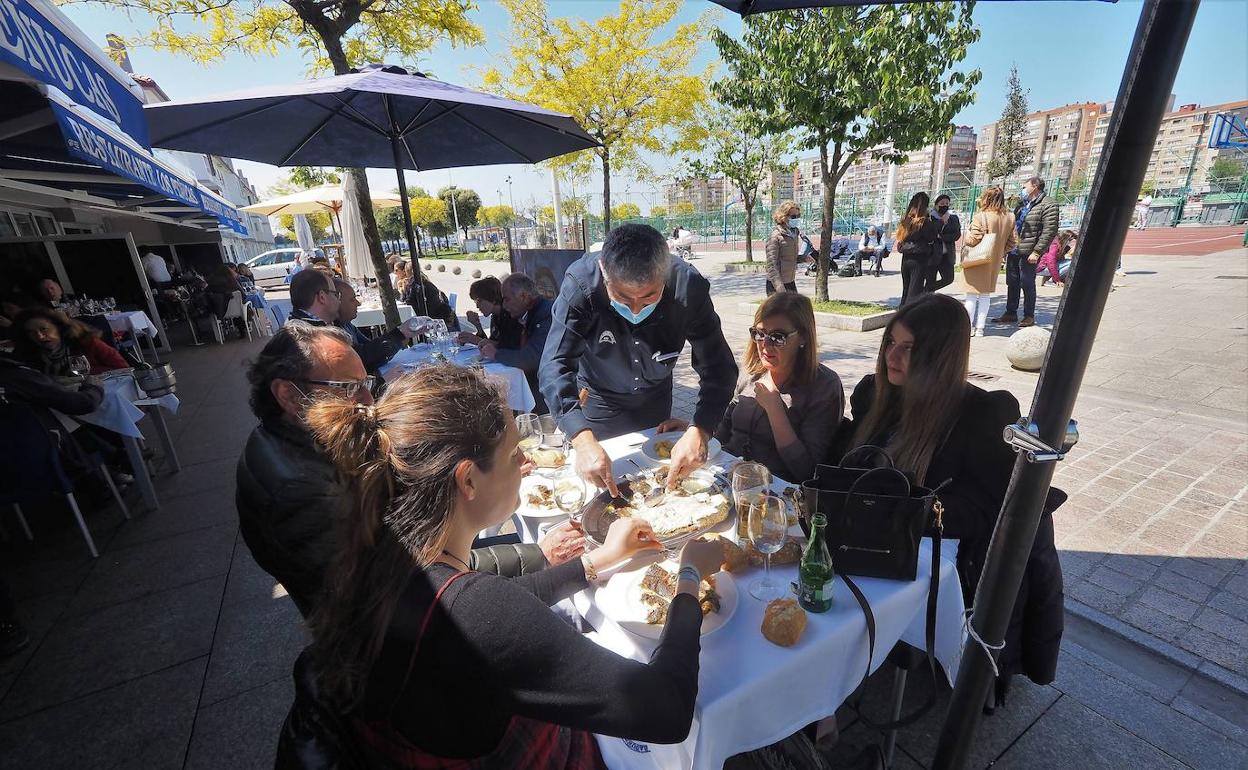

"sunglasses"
[301,376,377,398]
[749,328,798,348]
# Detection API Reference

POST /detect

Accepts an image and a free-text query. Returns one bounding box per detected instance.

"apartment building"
[975,102,1108,189]
[664,176,732,212]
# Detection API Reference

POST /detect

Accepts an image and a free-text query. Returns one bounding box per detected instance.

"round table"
[377,344,536,413]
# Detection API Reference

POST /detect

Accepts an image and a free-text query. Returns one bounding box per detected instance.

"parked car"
[246,247,324,288]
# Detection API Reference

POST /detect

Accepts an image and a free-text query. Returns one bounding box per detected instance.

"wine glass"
[748,493,789,601]
[553,467,587,522]
[68,355,91,378]
[515,413,541,464]
[731,462,771,539]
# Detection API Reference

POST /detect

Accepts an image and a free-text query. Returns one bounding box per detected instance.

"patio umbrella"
[339,177,377,281]
[293,214,317,255]
[143,63,599,316]
[240,183,402,245]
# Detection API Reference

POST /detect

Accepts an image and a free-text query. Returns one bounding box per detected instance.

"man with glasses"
[236,322,576,618]
[287,270,419,374]
[539,223,737,496]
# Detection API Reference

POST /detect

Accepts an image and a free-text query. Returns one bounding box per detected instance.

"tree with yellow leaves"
[483,0,711,231]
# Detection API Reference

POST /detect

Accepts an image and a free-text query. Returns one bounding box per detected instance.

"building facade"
[975,102,1109,189]
[664,176,733,213]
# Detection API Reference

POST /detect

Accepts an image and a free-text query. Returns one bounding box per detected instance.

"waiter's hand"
[667,426,709,490]
[655,418,690,434]
[572,430,619,498]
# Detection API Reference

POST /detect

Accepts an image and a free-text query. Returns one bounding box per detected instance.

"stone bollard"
[1006,326,1050,371]
[452,266,462,275]
[471,269,482,279]
[437,263,446,272]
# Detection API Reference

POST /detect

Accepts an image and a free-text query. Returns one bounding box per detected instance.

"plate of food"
[517,476,580,519]
[641,432,722,465]
[580,467,733,548]
[597,560,737,639]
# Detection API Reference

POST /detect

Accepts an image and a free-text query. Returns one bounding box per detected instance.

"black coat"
[843,375,1064,685]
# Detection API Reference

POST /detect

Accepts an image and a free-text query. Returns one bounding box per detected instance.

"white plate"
[597,562,738,639]
[516,476,577,519]
[641,432,723,465]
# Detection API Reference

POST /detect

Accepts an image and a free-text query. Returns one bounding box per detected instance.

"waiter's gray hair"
[501,272,538,298]
[600,223,670,286]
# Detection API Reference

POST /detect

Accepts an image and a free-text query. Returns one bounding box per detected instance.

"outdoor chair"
[81,313,145,364]
[211,291,251,344]
[0,401,130,559]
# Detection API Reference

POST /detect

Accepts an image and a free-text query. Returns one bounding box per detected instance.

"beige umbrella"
[242,183,402,252]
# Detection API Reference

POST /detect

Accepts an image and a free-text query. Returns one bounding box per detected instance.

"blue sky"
[61,0,1248,212]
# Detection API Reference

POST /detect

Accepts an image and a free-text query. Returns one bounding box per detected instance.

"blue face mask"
[789,217,802,229]
[610,299,658,325]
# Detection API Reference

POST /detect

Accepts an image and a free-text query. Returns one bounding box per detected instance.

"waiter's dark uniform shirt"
[539,253,737,440]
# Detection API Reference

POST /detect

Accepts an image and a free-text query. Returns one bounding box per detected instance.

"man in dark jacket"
[482,272,552,414]
[926,194,962,292]
[286,270,416,375]
[236,322,571,618]
[995,177,1059,328]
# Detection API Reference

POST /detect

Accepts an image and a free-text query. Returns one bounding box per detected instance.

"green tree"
[266,168,337,240]
[610,202,642,221]
[650,205,667,218]
[479,204,516,227]
[1066,173,1090,196]
[437,187,483,240]
[984,65,1032,184]
[484,0,710,231]
[1209,157,1247,191]
[288,166,342,188]
[409,197,449,255]
[674,201,697,216]
[377,186,428,252]
[66,0,484,326]
[714,3,980,300]
[686,100,793,262]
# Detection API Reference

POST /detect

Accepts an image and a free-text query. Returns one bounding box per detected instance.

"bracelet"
[581,554,599,583]
[677,565,701,585]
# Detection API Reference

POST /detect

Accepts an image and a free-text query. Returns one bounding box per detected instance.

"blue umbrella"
[143,63,599,314]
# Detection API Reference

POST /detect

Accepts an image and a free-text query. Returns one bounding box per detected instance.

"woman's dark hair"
[1057,229,1078,256]
[305,365,509,709]
[245,321,353,424]
[851,293,970,484]
[468,275,502,305]
[11,307,100,362]
[895,192,931,243]
[934,194,951,206]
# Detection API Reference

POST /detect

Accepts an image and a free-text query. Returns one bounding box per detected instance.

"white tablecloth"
[104,310,157,338]
[378,344,536,413]
[541,430,967,770]
[354,304,414,328]
[71,374,180,439]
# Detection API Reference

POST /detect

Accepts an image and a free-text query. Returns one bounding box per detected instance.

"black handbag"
[799,446,948,729]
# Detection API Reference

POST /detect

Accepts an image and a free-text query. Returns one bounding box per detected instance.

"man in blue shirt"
[539,224,737,494]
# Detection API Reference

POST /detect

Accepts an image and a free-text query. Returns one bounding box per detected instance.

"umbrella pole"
[931,1,1199,767]
[390,156,429,317]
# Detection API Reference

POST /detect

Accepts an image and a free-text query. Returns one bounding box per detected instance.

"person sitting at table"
[331,277,411,373]
[141,252,173,287]
[712,292,843,483]
[838,293,1064,710]
[204,262,248,335]
[236,323,579,619]
[480,273,552,414]
[458,275,523,349]
[276,364,723,766]
[231,262,256,292]
[35,278,71,310]
[402,270,459,332]
[12,308,128,376]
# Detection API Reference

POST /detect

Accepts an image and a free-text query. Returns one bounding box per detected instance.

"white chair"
[212,291,248,344]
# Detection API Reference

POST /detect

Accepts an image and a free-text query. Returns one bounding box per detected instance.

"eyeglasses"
[301,376,376,398]
[749,328,798,348]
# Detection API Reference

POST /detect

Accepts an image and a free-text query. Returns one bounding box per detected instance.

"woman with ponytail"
[284,364,724,768]
[839,293,1064,710]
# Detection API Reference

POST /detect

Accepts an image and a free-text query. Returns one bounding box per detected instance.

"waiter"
[540,223,737,495]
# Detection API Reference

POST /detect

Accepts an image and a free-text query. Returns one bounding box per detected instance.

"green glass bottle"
[798,513,834,613]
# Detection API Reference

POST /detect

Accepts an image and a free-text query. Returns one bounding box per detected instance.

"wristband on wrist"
[677,565,701,585]
[581,554,599,582]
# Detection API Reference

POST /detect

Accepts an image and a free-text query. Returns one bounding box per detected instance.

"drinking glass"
[515,413,541,463]
[748,493,789,601]
[68,355,91,377]
[731,462,771,539]
[553,467,587,522]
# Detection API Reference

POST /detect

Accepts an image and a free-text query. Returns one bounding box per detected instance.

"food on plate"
[762,598,807,647]
[524,483,556,510]
[604,476,729,539]
[528,447,568,469]
[746,537,804,567]
[654,439,674,459]
[639,563,721,625]
[706,533,749,573]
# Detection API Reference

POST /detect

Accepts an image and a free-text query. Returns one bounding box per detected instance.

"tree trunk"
[744,197,755,262]
[601,149,612,233]
[816,140,834,303]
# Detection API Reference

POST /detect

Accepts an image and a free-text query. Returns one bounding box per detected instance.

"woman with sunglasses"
[711,292,843,483]
[840,293,1064,709]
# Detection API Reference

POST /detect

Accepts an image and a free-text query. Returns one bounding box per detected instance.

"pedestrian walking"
[926,194,962,292]
[994,177,1058,328]
[960,186,1017,336]
[894,192,940,306]
[765,201,801,294]
[1134,194,1152,230]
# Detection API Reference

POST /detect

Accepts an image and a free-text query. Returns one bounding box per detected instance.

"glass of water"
[748,493,789,601]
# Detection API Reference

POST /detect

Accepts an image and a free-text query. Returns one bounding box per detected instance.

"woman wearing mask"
[284,365,723,767]
[841,293,1063,709]
[927,194,962,292]
[961,186,1018,336]
[12,307,128,375]
[714,291,843,483]
[764,200,801,295]
[894,192,940,306]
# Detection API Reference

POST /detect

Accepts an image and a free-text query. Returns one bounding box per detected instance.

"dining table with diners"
[510,423,966,770]
[377,328,536,414]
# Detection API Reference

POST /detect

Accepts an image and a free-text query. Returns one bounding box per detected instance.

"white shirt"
[142,252,171,283]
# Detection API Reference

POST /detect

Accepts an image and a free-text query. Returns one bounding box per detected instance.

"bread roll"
[762,598,807,647]
[746,538,803,567]
[707,534,749,573]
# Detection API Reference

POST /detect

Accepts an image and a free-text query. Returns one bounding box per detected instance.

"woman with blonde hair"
[714,291,843,482]
[961,186,1018,336]
[279,365,723,767]
[764,200,802,295]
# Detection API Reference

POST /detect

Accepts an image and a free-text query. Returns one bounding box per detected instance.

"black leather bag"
[800,447,941,581]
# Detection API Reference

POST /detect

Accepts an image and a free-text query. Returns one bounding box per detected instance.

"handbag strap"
[839,445,895,470]
[843,501,944,730]
[844,465,912,501]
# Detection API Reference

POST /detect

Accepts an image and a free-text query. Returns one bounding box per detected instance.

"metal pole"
[447,178,462,252]
[388,139,429,317]
[552,169,566,248]
[932,1,1199,766]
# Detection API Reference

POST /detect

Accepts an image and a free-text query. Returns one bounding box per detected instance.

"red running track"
[1120,225,1246,256]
